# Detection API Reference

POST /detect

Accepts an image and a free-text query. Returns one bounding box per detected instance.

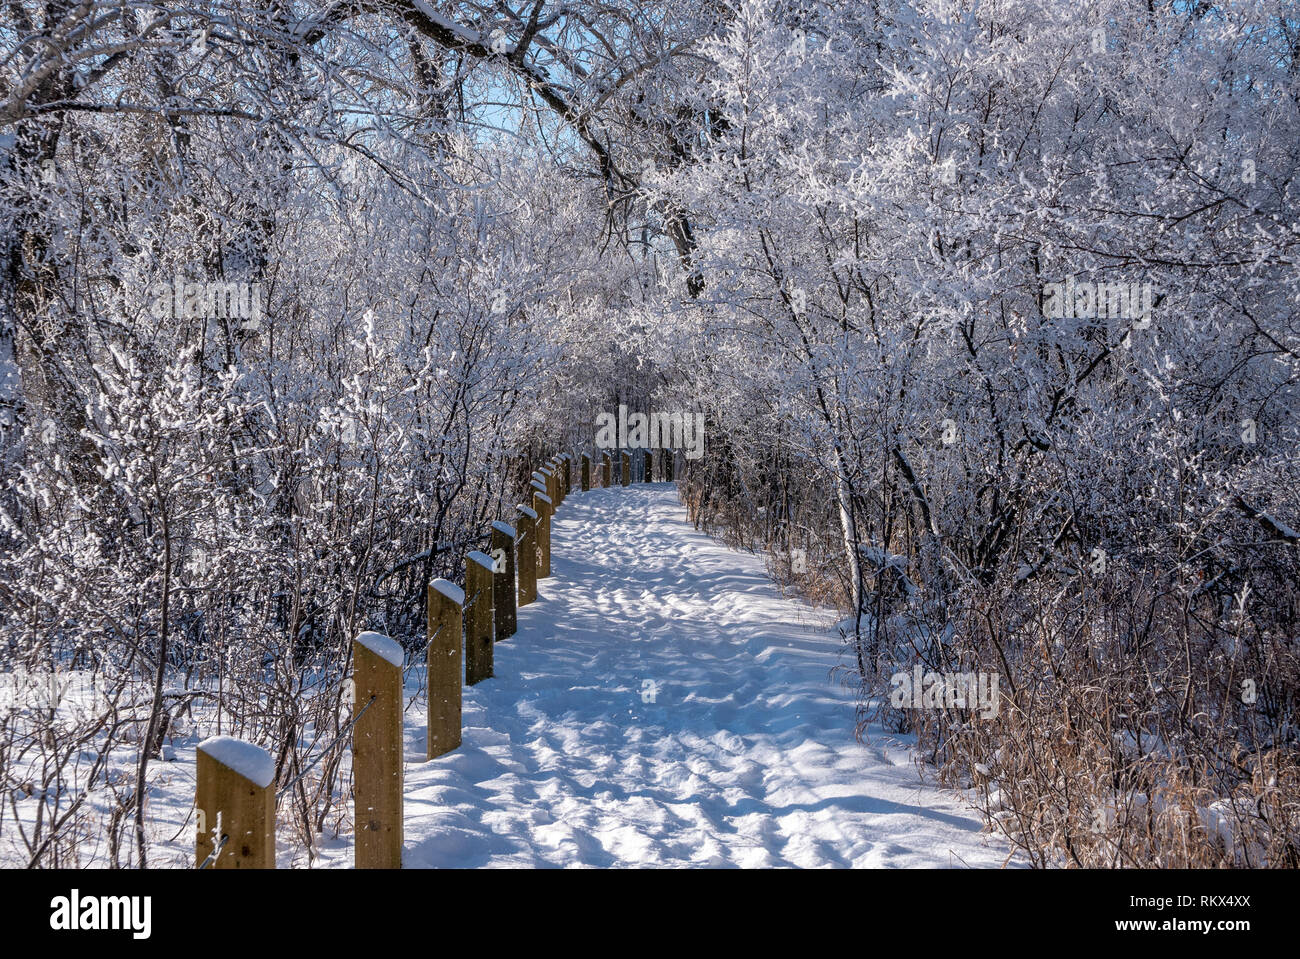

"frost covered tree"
[651,0,1300,865]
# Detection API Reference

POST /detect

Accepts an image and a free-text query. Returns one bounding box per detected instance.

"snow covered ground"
[2,482,1019,868]
[383,482,1016,868]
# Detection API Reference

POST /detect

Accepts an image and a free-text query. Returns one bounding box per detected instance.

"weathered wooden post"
[532,482,552,578]
[516,504,538,606]
[490,520,517,640]
[352,630,404,869]
[563,454,572,497]
[643,449,653,483]
[464,551,495,684]
[427,580,463,760]
[621,450,631,487]
[661,448,672,482]
[602,452,612,487]
[195,736,275,869]
[581,453,591,491]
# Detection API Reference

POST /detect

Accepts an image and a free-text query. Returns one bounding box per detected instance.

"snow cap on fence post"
[535,467,555,509]
[195,735,275,869]
[548,460,562,505]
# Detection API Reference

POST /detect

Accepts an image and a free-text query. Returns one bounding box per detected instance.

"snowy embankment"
[380,483,1015,868]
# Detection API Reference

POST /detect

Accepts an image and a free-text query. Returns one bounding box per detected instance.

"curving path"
[377,482,1015,868]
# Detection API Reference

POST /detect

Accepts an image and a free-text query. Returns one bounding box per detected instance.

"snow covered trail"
[385,483,1015,868]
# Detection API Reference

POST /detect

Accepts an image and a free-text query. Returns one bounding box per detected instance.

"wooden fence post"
[621,450,631,487]
[195,736,275,869]
[602,452,612,487]
[352,631,404,869]
[643,449,653,482]
[661,448,672,482]
[490,520,517,640]
[516,504,538,606]
[427,580,463,760]
[581,454,591,491]
[532,484,553,578]
[464,551,496,684]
